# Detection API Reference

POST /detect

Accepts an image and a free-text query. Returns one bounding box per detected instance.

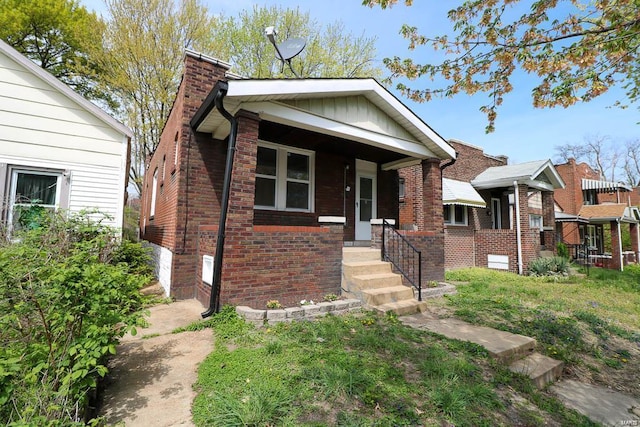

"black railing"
[381,219,422,301]
[565,242,590,275]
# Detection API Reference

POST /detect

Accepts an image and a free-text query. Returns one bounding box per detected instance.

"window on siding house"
[150,168,158,218]
[399,178,405,200]
[443,204,467,225]
[7,169,65,232]
[255,143,314,211]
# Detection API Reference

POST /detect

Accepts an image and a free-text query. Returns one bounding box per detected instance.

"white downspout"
[617,219,624,272]
[514,181,523,275]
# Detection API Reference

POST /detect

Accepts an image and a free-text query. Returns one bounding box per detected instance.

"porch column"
[630,222,639,263]
[421,158,443,233]
[402,158,444,282]
[542,191,556,251]
[610,220,623,271]
[517,183,537,273]
[227,111,261,229]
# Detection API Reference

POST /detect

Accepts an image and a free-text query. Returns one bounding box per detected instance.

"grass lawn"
[433,266,640,398]
[189,306,603,425]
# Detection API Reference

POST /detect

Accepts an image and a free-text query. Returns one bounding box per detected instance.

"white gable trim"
[0,39,132,138]
[223,79,455,160]
[239,101,437,159]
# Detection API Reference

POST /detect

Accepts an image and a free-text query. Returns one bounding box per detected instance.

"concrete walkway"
[98,300,640,426]
[99,299,212,427]
[401,312,640,426]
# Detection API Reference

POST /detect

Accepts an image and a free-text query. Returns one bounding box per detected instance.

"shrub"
[0,211,149,424]
[556,242,570,259]
[528,256,570,277]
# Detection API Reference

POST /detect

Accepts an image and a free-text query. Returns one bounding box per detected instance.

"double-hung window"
[7,169,62,231]
[255,142,314,211]
[443,204,467,226]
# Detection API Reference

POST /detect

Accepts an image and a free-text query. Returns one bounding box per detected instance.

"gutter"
[514,181,523,275]
[440,152,458,171]
[200,81,238,318]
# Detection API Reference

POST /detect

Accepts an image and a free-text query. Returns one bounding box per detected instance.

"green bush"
[0,211,149,424]
[528,256,571,277]
[556,242,570,259]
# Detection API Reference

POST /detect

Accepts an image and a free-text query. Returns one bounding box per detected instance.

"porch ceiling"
[191,78,456,163]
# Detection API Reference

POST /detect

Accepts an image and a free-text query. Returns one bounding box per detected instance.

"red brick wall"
[197,224,344,308]
[554,158,600,215]
[140,53,229,298]
[398,164,422,229]
[443,140,507,181]
[444,228,475,269]
[476,229,518,272]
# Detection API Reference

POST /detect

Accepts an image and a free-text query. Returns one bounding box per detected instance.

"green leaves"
[369,0,640,132]
[0,211,149,423]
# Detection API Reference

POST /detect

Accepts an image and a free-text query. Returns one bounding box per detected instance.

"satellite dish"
[275,38,306,61]
[265,26,306,78]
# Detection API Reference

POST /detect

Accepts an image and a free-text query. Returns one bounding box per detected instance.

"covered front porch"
[567,204,640,271]
[190,78,455,309]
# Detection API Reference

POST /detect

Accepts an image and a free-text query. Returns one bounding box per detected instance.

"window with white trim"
[150,168,158,218]
[529,214,543,229]
[255,142,314,211]
[7,169,62,231]
[398,178,405,199]
[444,204,467,226]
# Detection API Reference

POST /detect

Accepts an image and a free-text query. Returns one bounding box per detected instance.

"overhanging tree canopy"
[364,0,640,132]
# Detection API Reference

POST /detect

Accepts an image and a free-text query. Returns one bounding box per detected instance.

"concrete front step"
[418,318,536,362]
[342,247,380,262]
[362,285,415,306]
[351,272,404,290]
[342,260,392,276]
[373,299,429,316]
[509,352,564,389]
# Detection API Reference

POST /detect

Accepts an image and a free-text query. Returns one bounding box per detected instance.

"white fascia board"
[533,160,565,189]
[525,179,555,192]
[226,79,455,160]
[241,101,436,158]
[0,39,132,138]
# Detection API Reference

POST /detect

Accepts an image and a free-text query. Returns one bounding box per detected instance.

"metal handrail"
[381,219,422,301]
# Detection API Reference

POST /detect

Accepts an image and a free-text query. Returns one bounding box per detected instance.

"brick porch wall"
[476,229,518,272]
[197,224,344,308]
[444,228,475,269]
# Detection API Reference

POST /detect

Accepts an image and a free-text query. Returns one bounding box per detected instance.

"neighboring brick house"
[140,50,456,311]
[554,158,640,270]
[399,139,564,274]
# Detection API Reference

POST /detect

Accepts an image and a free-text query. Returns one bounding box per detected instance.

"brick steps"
[341,247,425,316]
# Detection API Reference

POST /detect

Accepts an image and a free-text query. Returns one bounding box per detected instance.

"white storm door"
[355,170,376,241]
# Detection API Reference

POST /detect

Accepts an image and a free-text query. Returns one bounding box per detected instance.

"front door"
[355,160,377,240]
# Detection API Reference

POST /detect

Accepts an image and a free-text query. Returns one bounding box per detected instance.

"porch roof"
[442,178,486,208]
[554,211,589,223]
[578,204,640,224]
[191,78,456,168]
[471,159,565,191]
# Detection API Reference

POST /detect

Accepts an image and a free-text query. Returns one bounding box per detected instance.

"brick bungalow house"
[554,158,640,270]
[140,50,456,312]
[399,139,565,274]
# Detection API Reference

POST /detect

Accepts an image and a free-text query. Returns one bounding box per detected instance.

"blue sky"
[83,0,640,165]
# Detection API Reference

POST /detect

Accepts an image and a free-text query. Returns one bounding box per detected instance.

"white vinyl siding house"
[0,39,131,232]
